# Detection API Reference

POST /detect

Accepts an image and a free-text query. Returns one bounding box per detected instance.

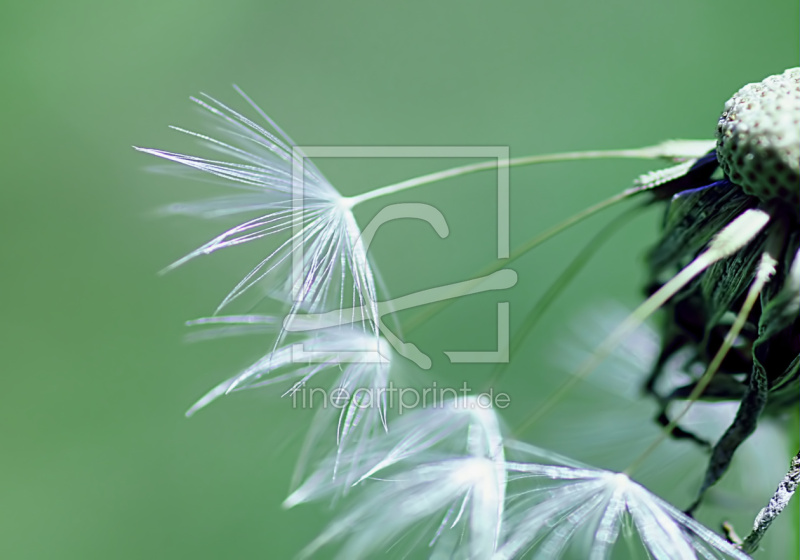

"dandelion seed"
[499,443,752,560]
[286,397,506,559]
[300,456,504,559]
[284,396,505,503]
[289,401,751,559]
[135,89,380,337]
[184,315,395,488]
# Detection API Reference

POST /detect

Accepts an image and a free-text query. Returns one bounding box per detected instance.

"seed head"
[716,67,800,206]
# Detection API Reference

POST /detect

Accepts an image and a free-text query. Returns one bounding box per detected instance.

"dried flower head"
[716,68,799,205]
[637,69,799,518]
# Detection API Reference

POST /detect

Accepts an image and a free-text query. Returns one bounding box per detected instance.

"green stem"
[345,141,712,208]
[402,187,644,334]
[483,205,641,392]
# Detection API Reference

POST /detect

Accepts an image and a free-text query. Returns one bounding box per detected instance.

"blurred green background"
[2,1,798,558]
